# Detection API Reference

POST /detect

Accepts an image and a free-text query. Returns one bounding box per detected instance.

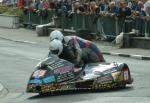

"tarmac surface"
[0,83,4,94]
[0,27,150,94]
[0,28,150,60]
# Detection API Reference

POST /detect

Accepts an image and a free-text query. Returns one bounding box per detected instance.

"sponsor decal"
[29,79,42,84]
[111,72,123,81]
[124,70,129,81]
[32,70,47,78]
[57,72,74,82]
[54,66,72,74]
[41,83,61,92]
[96,75,113,84]
[98,83,112,88]
[43,76,55,83]
[49,61,65,70]
[60,83,74,90]
[94,82,119,89]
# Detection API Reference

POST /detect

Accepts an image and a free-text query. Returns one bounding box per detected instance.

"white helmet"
[49,30,64,41]
[49,39,63,56]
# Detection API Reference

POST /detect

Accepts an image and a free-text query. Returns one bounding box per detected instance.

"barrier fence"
[23,9,55,27]
[22,10,150,37]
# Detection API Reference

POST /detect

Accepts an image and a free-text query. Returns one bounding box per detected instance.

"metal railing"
[22,10,150,37]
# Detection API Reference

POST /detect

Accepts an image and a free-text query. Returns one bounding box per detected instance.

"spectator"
[43,0,49,10]
[127,0,132,8]
[73,1,85,14]
[55,0,70,16]
[55,0,63,16]
[144,0,150,16]
[143,1,150,37]
[94,0,109,40]
[131,0,141,11]
[98,0,109,12]
[83,2,90,14]
[49,0,56,9]
[117,1,131,33]
[34,0,40,10]
[138,0,144,8]
[108,1,118,14]
[38,0,44,10]
[130,0,142,17]
[117,1,131,17]
[89,1,99,14]
[131,1,146,36]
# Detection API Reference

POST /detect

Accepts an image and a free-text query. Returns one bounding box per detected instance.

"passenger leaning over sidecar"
[49,30,105,63]
[49,39,105,67]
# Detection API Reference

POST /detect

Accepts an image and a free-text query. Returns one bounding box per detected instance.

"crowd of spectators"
[25,0,150,20]
[22,0,150,37]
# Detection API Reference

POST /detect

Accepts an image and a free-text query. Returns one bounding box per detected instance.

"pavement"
[0,27,150,95]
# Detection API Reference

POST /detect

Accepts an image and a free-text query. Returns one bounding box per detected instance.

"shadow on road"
[28,86,134,99]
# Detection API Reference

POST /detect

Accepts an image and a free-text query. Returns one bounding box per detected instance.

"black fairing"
[28,54,78,86]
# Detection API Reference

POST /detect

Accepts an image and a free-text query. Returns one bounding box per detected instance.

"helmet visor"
[51,50,59,55]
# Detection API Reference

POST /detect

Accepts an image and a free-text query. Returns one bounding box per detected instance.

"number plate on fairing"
[124,70,129,81]
[32,70,47,78]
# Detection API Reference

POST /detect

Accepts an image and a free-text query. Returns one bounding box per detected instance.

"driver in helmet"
[49,30,105,62]
[49,39,83,67]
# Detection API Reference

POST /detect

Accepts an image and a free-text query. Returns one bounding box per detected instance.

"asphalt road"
[0,38,150,103]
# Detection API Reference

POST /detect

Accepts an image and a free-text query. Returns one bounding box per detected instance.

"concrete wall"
[0,14,19,28]
[131,37,150,49]
[123,33,150,49]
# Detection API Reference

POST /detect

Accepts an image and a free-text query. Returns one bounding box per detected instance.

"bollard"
[123,32,136,48]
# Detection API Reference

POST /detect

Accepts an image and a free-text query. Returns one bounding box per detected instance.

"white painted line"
[16,40,37,44]
[130,55,142,59]
[29,58,41,61]
[110,52,120,56]
[0,36,37,44]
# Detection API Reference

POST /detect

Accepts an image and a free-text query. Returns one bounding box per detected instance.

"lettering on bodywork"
[54,66,72,74]
[95,75,113,84]
[43,76,56,83]
[56,71,75,82]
